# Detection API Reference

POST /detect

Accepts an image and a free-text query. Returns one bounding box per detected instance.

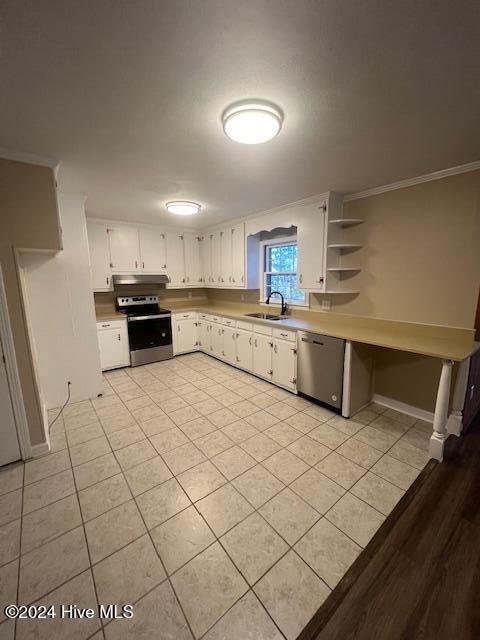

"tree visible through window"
[264,242,305,303]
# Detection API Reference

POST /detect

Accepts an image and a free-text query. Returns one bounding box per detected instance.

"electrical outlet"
[321,299,331,311]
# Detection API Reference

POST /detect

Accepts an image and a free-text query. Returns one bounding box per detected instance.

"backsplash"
[94,287,208,313]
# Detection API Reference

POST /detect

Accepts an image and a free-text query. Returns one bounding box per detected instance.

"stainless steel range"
[116,295,173,366]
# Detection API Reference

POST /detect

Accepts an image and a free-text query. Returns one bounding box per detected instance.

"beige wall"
[0,159,61,446]
[315,170,480,328]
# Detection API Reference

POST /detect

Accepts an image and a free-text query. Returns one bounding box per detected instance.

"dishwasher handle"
[301,337,324,346]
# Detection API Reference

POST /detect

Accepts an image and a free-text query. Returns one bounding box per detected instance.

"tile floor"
[0,353,431,640]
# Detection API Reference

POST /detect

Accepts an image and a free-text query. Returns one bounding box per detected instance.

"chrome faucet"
[265,291,288,315]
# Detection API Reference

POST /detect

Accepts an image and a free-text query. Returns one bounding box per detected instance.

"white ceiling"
[1,1,479,228]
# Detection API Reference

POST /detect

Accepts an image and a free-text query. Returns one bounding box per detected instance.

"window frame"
[259,237,308,307]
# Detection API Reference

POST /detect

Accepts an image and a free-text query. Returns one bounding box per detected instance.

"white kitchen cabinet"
[272,338,297,391]
[212,232,222,285]
[184,233,203,287]
[210,323,224,359]
[231,223,245,287]
[198,318,211,352]
[253,333,273,380]
[97,320,129,371]
[235,329,253,371]
[199,235,211,285]
[222,326,236,364]
[165,232,186,287]
[139,227,167,273]
[87,222,112,291]
[107,224,141,273]
[297,204,326,291]
[219,229,231,286]
[174,318,198,354]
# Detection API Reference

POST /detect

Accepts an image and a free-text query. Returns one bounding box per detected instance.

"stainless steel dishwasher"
[297,331,345,410]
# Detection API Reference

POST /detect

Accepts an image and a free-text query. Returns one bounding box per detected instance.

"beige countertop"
[96,311,127,322]
[95,303,476,361]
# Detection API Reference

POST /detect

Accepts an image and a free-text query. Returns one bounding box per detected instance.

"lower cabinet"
[174,318,199,354]
[97,320,130,371]
[253,333,273,380]
[236,329,253,370]
[172,312,298,392]
[272,338,297,391]
[222,326,237,364]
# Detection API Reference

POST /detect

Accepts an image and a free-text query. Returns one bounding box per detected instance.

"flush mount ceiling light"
[166,201,201,215]
[222,100,283,144]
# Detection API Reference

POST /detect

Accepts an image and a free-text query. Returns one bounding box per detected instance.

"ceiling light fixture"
[166,201,201,216]
[222,100,283,144]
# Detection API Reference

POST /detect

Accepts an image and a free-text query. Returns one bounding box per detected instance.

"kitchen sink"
[245,312,285,321]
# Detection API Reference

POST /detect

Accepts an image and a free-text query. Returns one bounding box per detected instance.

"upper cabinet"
[183,233,202,286]
[107,224,141,273]
[139,228,167,273]
[200,223,245,289]
[296,204,326,291]
[165,232,185,287]
[87,221,112,291]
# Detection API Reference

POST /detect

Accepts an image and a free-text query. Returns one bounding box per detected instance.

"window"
[262,240,306,305]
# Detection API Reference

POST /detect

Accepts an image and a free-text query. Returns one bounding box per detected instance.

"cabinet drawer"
[254,325,273,336]
[236,320,253,332]
[273,328,296,342]
[222,317,236,327]
[174,312,196,321]
[97,319,125,331]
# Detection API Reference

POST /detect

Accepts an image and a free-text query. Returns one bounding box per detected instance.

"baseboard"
[372,394,434,423]
[30,441,51,458]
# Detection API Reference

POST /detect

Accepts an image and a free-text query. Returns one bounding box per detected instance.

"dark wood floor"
[299,421,480,640]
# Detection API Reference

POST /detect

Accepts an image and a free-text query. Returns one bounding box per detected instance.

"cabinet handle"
[274,344,277,353]
[315,277,324,283]
[117,334,121,341]
[182,278,186,283]
[280,333,288,337]
[178,325,181,332]
[101,324,110,328]
[299,274,303,283]
[249,336,252,345]
[254,339,257,347]
[269,369,273,375]
[232,277,235,283]
[110,262,115,268]
[106,277,109,285]
[232,333,235,340]
[142,261,145,269]
[292,377,297,384]
[162,264,167,268]
[241,275,244,283]
[236,356,240,362]
[135,261,138,268]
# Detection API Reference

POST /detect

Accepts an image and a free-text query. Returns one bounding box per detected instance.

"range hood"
[112,274,170,286]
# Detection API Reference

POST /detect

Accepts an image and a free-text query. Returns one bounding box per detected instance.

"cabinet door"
[231,223,245,287]
[198,320,211,352]
[139,228,167,273]
[222,326,236,364]
[272,339,297,391]
[184,233,202,287]
[199,235,211,286]
[97,327,129,371]
[210,232,221,286]
[219,228,231,286]
[236,329,253,371]
[87,222,112,291]
[107,225,141,273]
[297,204,326,290]
[165,233,186,287]
[210,323,224,358]
[175,319,198,354]
[253,333,273,380]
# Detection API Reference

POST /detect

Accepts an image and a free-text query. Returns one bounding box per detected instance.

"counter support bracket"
[429,359,453,462]
[446,356,470,437]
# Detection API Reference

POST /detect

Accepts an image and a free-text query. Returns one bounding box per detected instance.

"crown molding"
[344,160,480,202]
[0,147,59,169]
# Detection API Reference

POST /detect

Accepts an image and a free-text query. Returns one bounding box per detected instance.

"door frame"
[0,265,32,460]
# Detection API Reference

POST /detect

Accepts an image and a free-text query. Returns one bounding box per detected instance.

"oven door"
[127,314,173,366]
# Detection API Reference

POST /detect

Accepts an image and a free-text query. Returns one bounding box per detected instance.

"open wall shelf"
[328,243,362,250]
[328,218,363,227]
